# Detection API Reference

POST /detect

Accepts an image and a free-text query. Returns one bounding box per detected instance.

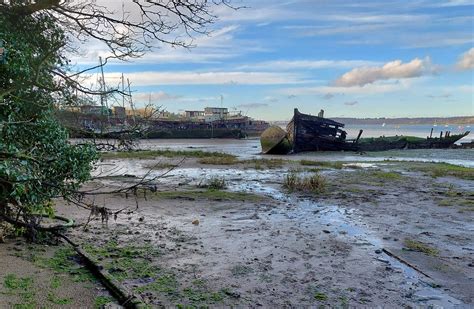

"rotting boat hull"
[260,108,470,154]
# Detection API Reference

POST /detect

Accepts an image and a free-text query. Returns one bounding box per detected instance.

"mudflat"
[1,154,472,307]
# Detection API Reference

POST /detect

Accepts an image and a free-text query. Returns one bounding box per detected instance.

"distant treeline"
[332,116,474,125]
[272,116,473,126]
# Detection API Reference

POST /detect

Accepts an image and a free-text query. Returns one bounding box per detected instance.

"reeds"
[283,172,326,193]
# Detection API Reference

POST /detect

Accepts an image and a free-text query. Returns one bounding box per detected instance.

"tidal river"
[72,124,474,167]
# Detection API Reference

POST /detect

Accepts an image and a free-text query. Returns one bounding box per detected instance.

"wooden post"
[356,129,363,143]
[440,131,443,138]
[429,128,433,138]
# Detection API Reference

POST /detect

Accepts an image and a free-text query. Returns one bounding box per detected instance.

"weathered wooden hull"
[275,109,470,154]
[287,109,357,153]
[357,133,470,152]
[260,126,292,154]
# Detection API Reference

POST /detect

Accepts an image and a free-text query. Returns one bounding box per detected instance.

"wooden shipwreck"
[260,108,470,154]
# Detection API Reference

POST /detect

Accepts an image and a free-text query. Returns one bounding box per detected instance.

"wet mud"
[55,157,473,307]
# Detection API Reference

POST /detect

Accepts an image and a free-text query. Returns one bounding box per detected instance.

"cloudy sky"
[76,0,474,121]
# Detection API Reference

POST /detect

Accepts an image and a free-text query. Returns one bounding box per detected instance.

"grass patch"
[370,170,403,180]
[404,162,473,180]
[241,158,285,169]
[106,258,159,282]
[404,239,439,256]
[314,292,328,301]
[47,292,72,305]
[152,190,263,202]
[94,296,114,308]
[4,274,33,290]
[134,274,179,295]
[83,241,161,282]
[3,274,36,308]
[300,160,343,169]
[102,149,236,160]
[50,276,62,289]
[182,287,226,304]
[434,186,473,209]
[283,172,326,194]
[198,176,227,190]
[198,156,238,165]
[85,240,230,307]
[32,247,95,283]
[338,169,404,187]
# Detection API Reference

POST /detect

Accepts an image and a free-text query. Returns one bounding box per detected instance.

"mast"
[99,56,109,121]
[127,78,136,123]
[121,73,125,108]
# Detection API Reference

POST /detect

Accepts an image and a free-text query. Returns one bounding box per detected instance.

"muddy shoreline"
[1,152,472,307]
[50,155,473,307]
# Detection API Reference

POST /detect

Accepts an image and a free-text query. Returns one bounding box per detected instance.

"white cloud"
[69,24,258,65]
[344,101,358,106]
[457,85,474,93]
[263,96,279,103]
[88,71,308,86]
[403,36,473,49]
[133,91,182,103]
[279,80,413,96]
[236,103,269,109]
[431,0,474,7]
[333,57,434,87]
[456,48,474,70]
[236,59,380,71]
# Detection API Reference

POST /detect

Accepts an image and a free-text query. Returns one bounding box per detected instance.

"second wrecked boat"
[261,108,470,154]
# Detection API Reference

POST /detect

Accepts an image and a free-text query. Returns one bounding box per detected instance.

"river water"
[134,135,474,168]
[73,124,474,167]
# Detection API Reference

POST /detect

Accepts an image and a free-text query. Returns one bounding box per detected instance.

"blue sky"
[76,0,474,121]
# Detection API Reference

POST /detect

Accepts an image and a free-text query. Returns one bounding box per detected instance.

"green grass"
[338,169,404,187]
[370,170,403,180]
[409,162,474,180]
[436,187,473,209]
[198,156,238,165]
[84,239,232,307]
[283,172,326,194]
[34,247,95,283]
[94,296,114,308]
[49,276,62,289]
[241,158,286,169]
[134,274,179,294]
[3,274,36,308]
[314,292,328,301]
[47,292,72,305]
[300,160,343,169]
[83,241,161,282]
[4,274,33,290]
[182,287,226,303]
[152,190,264,202]
[83,240,160,260]
[404,239,439,256]
[102,149,236,160]
[198,176,227,190]
[106,258,159,282]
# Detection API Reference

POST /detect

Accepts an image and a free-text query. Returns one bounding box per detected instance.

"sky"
[74,0,474,121]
